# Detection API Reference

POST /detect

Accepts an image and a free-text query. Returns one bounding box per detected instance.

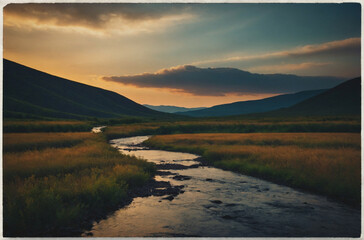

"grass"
[152,121,360,134]
[3,115,361,236]
[144,133,361,207]
[104,122,162,140]
[3,120,94,133]
[104,117,360,140]
[3,132,94,152]
[3,133,155,236]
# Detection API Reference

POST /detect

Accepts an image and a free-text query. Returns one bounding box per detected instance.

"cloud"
[283,37,361,57]
[248,62,332,73]
[4,3,194,35]
[192,37,360,66]
[102,65,345,96]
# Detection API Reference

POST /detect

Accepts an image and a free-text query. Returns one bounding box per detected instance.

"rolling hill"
[179,89,327,117]
[271,77,361,116]
[143,104,206,113]
[3,59,169,119]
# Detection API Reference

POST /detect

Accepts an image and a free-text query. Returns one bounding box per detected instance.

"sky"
[3,3,361,107]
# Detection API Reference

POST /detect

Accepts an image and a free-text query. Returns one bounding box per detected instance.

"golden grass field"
[4,132,94,152]
[3,132,155,236]
[104,117,360,140]
[3,120,93,133]
[3,116,361,236]
[145,132,361,206]
[105,123,160,139]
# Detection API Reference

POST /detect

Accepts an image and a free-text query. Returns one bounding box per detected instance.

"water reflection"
[110,136,200,166]
[85,136,360,237]
[91,126,106,133]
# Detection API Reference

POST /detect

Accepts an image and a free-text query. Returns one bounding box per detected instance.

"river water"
[91,126,106,133]
[84,136,361,237]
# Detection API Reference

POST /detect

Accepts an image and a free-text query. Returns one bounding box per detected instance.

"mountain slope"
[272,77,361,116]
[3,59,168,119]
[179,89,327,117]
[143,104,206,113]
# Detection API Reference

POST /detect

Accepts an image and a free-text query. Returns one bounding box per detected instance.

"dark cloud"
[103,65,346,96]
[4,3,188,29]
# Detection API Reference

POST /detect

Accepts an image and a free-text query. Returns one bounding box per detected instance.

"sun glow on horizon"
[3,3,360,107]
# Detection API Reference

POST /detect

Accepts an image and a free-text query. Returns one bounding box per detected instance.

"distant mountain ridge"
[270,77,361,116]
[3,59,169,119]
[179,89,327,117]
[5,59,358,120]
[143,104,206,113]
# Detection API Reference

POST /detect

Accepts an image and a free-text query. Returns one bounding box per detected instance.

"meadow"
[104,116,360,140]
[3,116,361,236]
[144,132,361,206]
[3,120,94,133]
[3,131,155,236]
[3,132,93,152]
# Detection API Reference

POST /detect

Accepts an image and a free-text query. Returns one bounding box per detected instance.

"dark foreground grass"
[3,133,155,237]
[145,133,361,207]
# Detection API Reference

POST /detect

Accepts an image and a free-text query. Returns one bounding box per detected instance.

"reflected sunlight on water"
[91,126,106,133]
[84,136,360,237]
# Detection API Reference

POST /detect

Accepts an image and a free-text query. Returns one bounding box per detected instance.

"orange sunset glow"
[3,3,360,107]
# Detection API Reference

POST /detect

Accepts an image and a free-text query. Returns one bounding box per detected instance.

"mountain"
[3,59,169,119]
[179,89,327,117]
[143,104,206,113]
[272,77,361,116]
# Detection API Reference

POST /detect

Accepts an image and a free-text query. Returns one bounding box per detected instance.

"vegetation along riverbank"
[4,115,360,236]
[144,132,361,207]
[3,128,156,237]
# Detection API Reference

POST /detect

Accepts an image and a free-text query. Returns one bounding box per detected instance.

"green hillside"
[3,59,169,119]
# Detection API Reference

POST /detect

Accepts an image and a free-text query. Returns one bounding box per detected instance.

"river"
[83,135,360,237]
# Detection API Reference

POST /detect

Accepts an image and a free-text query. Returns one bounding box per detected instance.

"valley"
[2,59,361,237]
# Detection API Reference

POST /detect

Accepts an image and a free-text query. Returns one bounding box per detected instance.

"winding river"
[83,135,360,237]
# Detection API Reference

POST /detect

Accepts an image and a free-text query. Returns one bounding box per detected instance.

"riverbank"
[3,133,156,237]
[3,117,361,236]
[81,175,186,237]
[144,133,361,207]
[87,135,360,237]
[103,116,361,140]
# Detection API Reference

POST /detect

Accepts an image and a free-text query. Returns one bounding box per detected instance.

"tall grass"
[153,121,360,134]
[145,133,361,150]
[145,133,361,206]
[105,118,360,140]
[3,132,94,152]
[104,123,161,140]
[3,134,155,236]
[3,120,93,133]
